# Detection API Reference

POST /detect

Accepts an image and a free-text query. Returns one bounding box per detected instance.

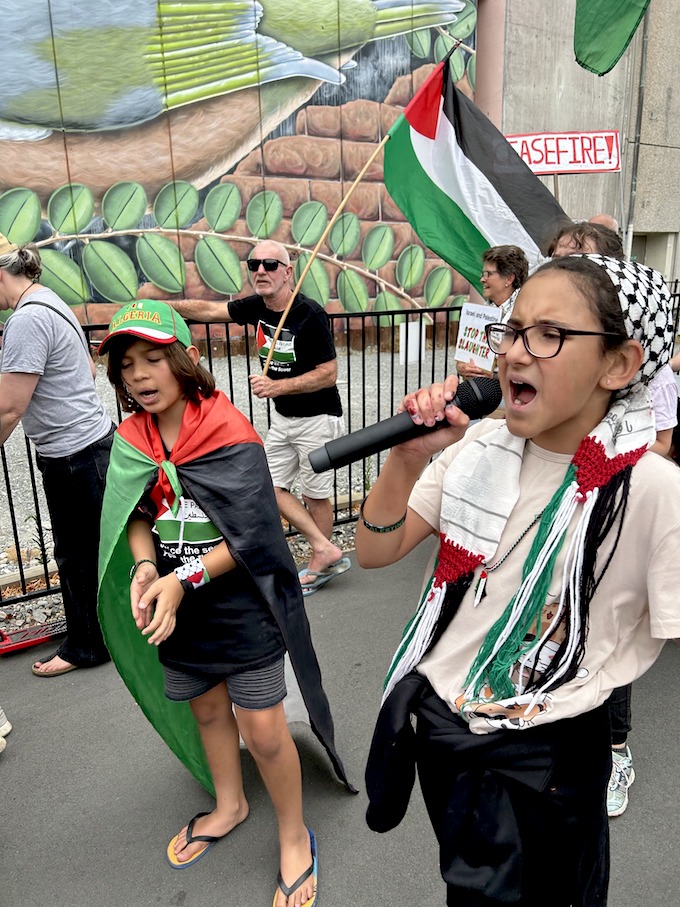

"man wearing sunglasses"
[168,240,348,596]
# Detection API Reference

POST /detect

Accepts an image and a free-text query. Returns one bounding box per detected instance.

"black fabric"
[228,293,342,418]
[135,462,285,676]
[36,425,115,666]
[608,683,632,743]
[366,672,610,906]
[444,71,566,251]
[170,441,356,793]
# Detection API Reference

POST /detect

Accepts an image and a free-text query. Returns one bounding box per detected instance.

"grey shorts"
[265,409,345,499]
[164,657,287,710]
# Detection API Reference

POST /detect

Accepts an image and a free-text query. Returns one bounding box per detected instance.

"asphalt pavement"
[2,543,678,907]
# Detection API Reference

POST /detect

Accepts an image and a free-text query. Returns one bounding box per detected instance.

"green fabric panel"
[97,433,214,795]
[574,0,650,75]
[384,115,490,294]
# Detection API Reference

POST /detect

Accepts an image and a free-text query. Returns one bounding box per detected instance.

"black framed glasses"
[481,269,499,279]
[484,322,626,360]
[246,258,288,272]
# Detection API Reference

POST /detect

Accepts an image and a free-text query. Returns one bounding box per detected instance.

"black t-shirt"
[228,293,343,418]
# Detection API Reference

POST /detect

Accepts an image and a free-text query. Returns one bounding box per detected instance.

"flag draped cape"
[98,391,353,794]
[384,56,567,291]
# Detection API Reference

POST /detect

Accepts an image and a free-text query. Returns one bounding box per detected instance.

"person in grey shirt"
[0,235,114,676]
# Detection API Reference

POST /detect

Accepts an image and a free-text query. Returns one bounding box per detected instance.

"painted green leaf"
[153,180,199,229]
[449,1,477,40]
[372,291,406,326]
[82,241,139,303]
[336,269,369,313]
[0,188,42,245]
[102,181,148,230]
[291,201,328,246]
[245,191,283,238]
[136,233,186,294]
[293,253,330,307]
[37,249,89,306]
[361,224,395,271]
[450,294,468,321]
[395,245,425,291]
[405,27,432,60]
[467,53,477,91]
[194,236,242,295]
[203,182,242,232]
[435,42,466,82]
[328,212,360,258]
[424,266,453,308]
[47,183,94,235]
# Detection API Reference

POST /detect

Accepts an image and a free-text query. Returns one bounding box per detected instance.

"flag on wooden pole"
[383,56,567,293]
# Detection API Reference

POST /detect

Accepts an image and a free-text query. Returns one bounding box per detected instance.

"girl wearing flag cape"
[357,255,680,906]
[98,300,352,907]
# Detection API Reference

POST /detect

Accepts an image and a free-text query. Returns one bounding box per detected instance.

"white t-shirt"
[408,419,680,734]
[649,364,678,431]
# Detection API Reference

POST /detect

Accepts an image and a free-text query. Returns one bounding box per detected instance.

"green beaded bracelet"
[360,498,407,534]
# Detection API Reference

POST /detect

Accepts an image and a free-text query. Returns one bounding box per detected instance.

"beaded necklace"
[473,506,547,607]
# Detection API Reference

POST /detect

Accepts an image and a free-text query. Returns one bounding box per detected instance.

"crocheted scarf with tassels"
[382,255,673,706]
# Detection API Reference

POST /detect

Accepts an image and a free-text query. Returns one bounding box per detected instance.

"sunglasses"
[246,258,288,272]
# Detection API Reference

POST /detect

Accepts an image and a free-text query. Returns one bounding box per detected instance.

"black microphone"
[309,377,502,473]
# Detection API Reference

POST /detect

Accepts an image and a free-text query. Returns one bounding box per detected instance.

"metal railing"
[1,278,679,610]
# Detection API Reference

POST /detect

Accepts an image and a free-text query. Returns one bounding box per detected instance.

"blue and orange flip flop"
[273,828,318,907]
[166,812,226,869]
[298,557,351,597]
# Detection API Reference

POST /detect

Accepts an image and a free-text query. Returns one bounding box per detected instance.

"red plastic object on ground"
[0,619,67,655]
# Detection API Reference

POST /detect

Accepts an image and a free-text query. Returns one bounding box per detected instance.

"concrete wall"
[477,0,679,279]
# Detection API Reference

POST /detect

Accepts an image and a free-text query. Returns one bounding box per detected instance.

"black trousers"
[415,696,611,907]
[36,426,115,666]
[608,684,632,746]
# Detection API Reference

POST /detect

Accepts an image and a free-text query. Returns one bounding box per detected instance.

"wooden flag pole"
[262,133,390,376]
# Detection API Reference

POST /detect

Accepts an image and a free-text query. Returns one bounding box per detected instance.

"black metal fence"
[1,279,679,611]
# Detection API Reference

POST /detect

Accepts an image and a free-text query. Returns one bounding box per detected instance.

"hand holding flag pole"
[261,133,390,377]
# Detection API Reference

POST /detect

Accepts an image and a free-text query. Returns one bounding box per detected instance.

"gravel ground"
[0,332,453,635]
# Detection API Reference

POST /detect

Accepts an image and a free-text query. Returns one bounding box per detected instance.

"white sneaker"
[607,746,635,817]
[0,706,12,737]
[0,736,5,755]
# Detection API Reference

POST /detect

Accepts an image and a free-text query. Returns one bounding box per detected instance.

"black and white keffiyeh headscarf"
[383,256,674,710]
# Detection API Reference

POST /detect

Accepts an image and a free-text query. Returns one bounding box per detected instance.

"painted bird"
[0,0,465,135]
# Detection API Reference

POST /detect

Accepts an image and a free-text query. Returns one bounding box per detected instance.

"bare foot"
[300,543,343,587]
[31,654,77,676]
[172,802,249,864]
[275,828,315,907]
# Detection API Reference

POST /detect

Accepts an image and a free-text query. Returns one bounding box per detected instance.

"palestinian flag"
[383,55,568,292]
[256,321,295,363]
[575,0,650,76]
[97,391,353,794]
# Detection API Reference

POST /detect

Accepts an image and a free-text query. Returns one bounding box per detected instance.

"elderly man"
[169,240,349,596]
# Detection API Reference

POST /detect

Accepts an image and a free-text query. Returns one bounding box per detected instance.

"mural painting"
[0,0,478,337]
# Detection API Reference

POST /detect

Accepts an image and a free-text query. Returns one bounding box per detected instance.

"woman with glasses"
[456,244,529,382]
[356,255,680,906]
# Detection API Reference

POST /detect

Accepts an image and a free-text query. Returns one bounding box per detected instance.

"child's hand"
[396,374,469,459]
[130,561,159,629]
[139,573,185,646]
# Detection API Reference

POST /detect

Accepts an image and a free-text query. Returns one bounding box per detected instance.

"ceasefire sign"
[505,130,621,175]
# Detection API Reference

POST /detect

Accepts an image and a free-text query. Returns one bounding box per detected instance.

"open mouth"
[509,380,537,406]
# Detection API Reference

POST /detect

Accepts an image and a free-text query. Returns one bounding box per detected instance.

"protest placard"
[454,302,498,370]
